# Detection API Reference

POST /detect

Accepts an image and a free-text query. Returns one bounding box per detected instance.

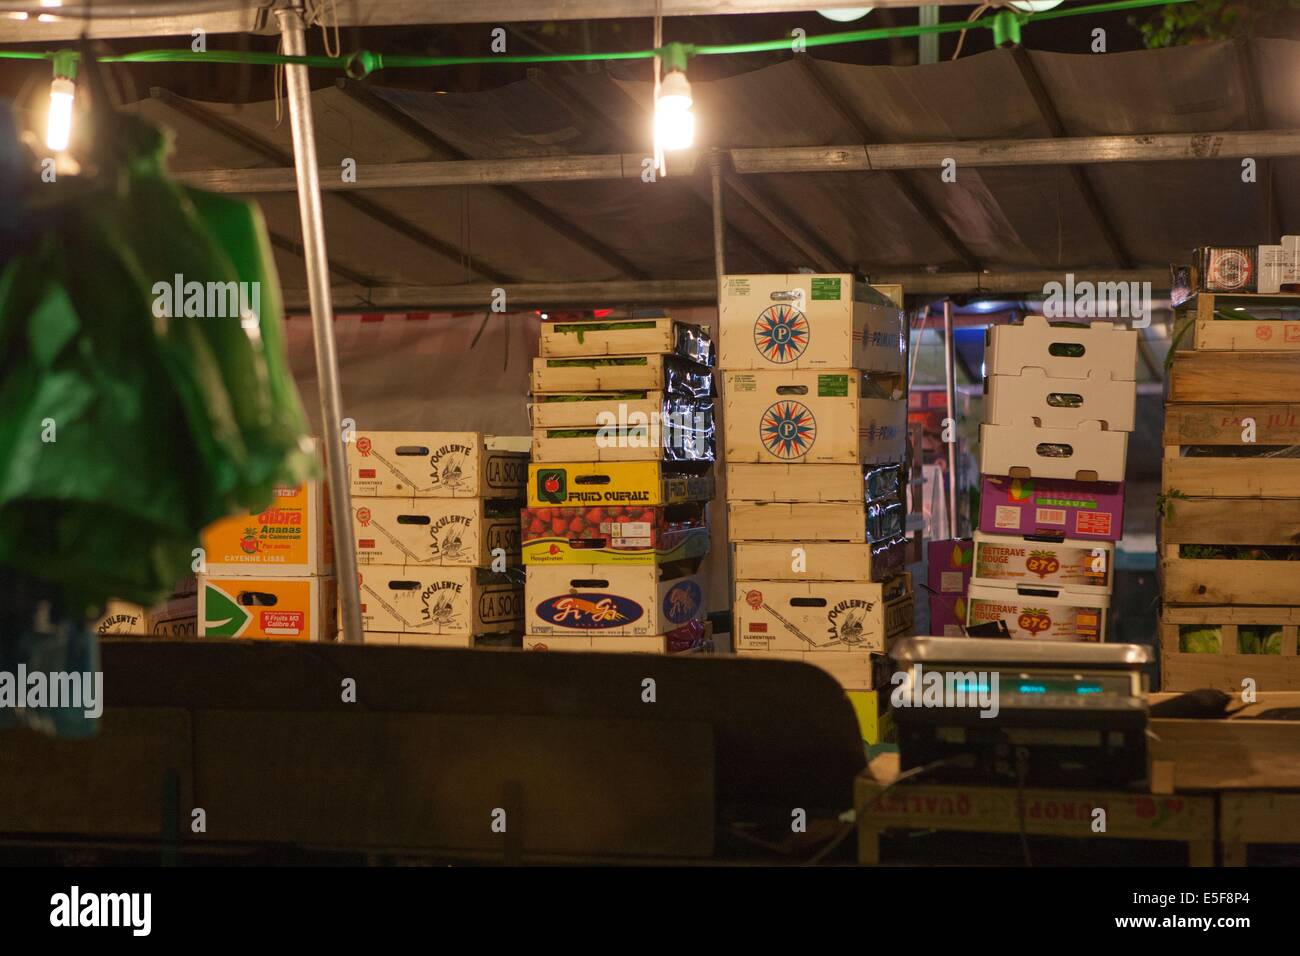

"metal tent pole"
[709,149,727,279]
[942,299,959,539]
[276,4,363,644]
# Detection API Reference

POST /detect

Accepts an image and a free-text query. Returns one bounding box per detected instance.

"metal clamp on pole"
[276,2,364,644]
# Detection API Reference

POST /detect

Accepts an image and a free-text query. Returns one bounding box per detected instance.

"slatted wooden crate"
[1160,606,1300,692]
[1220,792,1300,866]
[1166,351,1300,403]
[1176,291,1300,352]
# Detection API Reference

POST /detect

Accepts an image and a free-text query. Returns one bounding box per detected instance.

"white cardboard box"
[965,582,1108,642]
[987,367,1136,431]
[733,540,904,582]
[347,431,529,498]
[971,530,1114,592]
[724,370,905,464]
[733,578,912,653]
[979,421,1128,482]
[358,566,522,637]
[522,633,707,653]
[524,563,705,637]
[352,497,520,568]
[735,649,884,690]
[985,315,1136,381]
[725,462,902,502]
[719,273,905,373]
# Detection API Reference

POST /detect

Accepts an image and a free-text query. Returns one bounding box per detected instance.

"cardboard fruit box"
[352,498,520,569]
[736,649,889,691]
[979,421,1128,483]
[732,538,907,583]
[201,481,332,576]
[527,461,713,508]
[980,474,1124,541]
[727,498,904,543]
[965,582,1107,642]
[733,575,912,654]
[986,367,1136,431]
[530,399,716,464]
[985,315,1136,382]
[719,273,904,374]
[522,627,710,654]
[725,462,902,502]
[525,562,705,638]
[724,370,906,465]
[539,315,713,366]
[927,538,972,638]
[358,566,522,637]
[972,530,1113,592]
[198,574,337,641]
[522,501,709,565]
[347,431,529,499]
[530,354,713,396]
[360,632,522,648]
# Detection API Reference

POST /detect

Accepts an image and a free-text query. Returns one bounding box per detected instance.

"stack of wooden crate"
[719,274,911,695]
[344,431,530,646]
[1161,291,1300,691]
[521,310,716,654]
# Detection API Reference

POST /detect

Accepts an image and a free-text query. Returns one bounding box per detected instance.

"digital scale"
[888,638,1150,789]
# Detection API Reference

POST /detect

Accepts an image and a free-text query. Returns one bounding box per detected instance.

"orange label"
[202,484,316,570]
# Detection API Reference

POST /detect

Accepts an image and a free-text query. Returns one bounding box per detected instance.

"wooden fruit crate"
[1220,792,1300,866]
[854,755,1216,866]
[1160,606,1300,692]
[1167,351,1300,403]
[1176,291,1300,351]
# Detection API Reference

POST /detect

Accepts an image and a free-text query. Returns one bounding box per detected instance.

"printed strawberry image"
[585,507,605,524]
[1026,550,1060,578]
[1017,608,1051,635]
[239,527,260,554]
[568,517,586,535]
[551,518,569,536]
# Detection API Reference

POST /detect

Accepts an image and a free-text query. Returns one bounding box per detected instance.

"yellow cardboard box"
[201,482,332,576]
[358,566,522,637]
[198,574,337,641]
[724,370,905,464]
[527,461,713,508]
[347,430,529,498]
[352,497,520,568]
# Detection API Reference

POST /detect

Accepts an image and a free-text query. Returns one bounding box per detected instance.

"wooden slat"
[1163,654,1300,692]
[1195,320,1300,350]
[1162,605,1300,625]
[1151,725,1300,790]
[1221,793,1300,844]
[1162,457,1300,497]
[1162,498,1300,545]
[1162,556,1300,605]
[1163,403,1300,445]
[1168,352,1300,402]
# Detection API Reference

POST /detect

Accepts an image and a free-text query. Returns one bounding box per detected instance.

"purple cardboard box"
[979,475,1125,542]
[927,538,973,637]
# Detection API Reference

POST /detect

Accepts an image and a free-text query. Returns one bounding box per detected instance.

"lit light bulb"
[1008,1,1064,11]
[46,76,75,152]
[41,0,65,6]
[655,69,694,152]
[817,6,874,22]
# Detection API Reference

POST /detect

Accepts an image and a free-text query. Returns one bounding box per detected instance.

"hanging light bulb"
[655,67,694,152]
[817,7,874,22]
[46,51,77,153]
[1008,1,1064,11]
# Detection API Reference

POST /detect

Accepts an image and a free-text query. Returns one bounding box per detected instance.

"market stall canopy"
[114,37,1300,307]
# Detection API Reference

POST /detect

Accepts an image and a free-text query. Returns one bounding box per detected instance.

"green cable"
[0,0,1194,76]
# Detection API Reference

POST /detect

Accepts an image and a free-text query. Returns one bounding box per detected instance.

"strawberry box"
[985,315,1136,382]
[971,530,1114,592]
[719,273,904,373]
[539,315,713,366]
[979,474,1125,541]
[979,421,1128,483]
[527,461,714,508]
[198,574,337,641]
[530,354,713,397]
[521,501,709,565]
[733,576,913,654]
[357,566,523,637]
[965,582,1108,642]
[525,562,706,637]
[724,370,906,465]
[201,481,332,576]
[352,497,520,569]
[346,431,529,499]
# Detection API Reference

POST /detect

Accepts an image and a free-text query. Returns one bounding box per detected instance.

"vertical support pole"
[919,7,939,65]
[709,148,727,281]
[942,299,959,539]
[277,4,363,644]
